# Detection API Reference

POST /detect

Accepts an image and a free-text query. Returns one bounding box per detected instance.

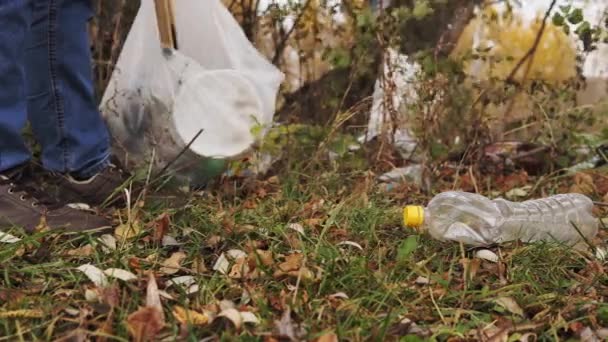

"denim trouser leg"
[0,1,34,172]
[0,0,110,176]
[26,0,110,178]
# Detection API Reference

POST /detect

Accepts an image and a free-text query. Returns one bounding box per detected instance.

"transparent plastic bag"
[100,0,284,185]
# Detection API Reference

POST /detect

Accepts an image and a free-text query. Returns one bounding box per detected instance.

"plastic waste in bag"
[100,0,284,186]
[403,191,599,247]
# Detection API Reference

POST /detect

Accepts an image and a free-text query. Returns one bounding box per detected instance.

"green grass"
[1,147,607,341]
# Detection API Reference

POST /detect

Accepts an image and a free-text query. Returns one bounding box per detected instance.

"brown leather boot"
[49,157,132,208]
[0,164,112,234]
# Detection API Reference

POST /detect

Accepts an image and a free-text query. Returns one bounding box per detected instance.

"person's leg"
[25,0,129,207]
[0,1,33,173]
[25,0,110,178]
[0,0,112,233]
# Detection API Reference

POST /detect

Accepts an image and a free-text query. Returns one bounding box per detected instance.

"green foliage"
[397,235,419,263]
[552,5,605,50]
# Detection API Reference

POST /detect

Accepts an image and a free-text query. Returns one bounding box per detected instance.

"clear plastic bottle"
[403,191,599,246]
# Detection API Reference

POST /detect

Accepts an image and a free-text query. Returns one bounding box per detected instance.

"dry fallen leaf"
[227,249,248,259]
[159,251,187,275]
[99,285,121,307]
[161,235,180,247]
[206,235,223,248]
[126,273,166,342]
[98,234,117,253]
[494,297,524,317]
[126,306,165,342]
[145,273,163,318]
[274,308,303,341]
[288,223,305,235]
[114,220,143,241]
[277,253,303,273]
[273,253,314,280]
[254,249,274,266]
[475,249,499,263]
[228,255,250,279]
[172,306,210,326]
[217,308,243,329]
[85,288,99,302]
[167,275,196,288]
[77,264,108,287]
[0,309,44,319]
[151,212,171,243]
[415,276,431,285]
[192,256,208,274]
[240,311,260,325]
[337,241,363,251]
[0,232,20,243]
[213,253,230,274]
[316,331,338,342]
[104,268,138,282]
[66,244,95,257]
[328,292,349,300]
[570,172,596,195]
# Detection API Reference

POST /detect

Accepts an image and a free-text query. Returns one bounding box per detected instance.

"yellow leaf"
[159,251,187,275]
[0,309,44,318]
[114,220,142,241]
[172,306,210,326]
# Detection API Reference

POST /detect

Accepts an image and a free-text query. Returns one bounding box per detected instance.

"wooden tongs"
[154,0,178,50]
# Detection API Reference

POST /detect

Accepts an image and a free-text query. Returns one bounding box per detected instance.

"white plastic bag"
[100,0,284,185]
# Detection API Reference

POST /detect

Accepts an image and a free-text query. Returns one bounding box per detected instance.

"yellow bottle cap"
[403,205,425,229]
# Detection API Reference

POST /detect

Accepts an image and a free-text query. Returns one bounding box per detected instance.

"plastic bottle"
[403,191,599,246]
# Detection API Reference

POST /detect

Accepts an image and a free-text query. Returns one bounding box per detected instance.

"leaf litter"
[3,143,608,340]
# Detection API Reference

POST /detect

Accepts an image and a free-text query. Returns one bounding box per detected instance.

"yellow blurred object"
[451,5,578,84]
[403,205,425,229]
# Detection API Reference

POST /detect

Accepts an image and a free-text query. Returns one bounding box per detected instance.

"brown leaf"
[159,251,187,275]
[126,306,164,342]
[192,256,208,274]
[570,172,596,195]
[65,244,95,257]
[96,309,115,342]
[99,285,120,307]
[278,253,303,272]
[206,235,223,248]
[316,332,338,342]
[243,199,258,209]
[253,249,274,267]
[228,256,250,279]
[273,253,315,280]
[0,289,25,304]
[126,273,165,342]
[151,212,170,244]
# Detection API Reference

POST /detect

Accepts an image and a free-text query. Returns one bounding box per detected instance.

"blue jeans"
[0,0,110,178]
